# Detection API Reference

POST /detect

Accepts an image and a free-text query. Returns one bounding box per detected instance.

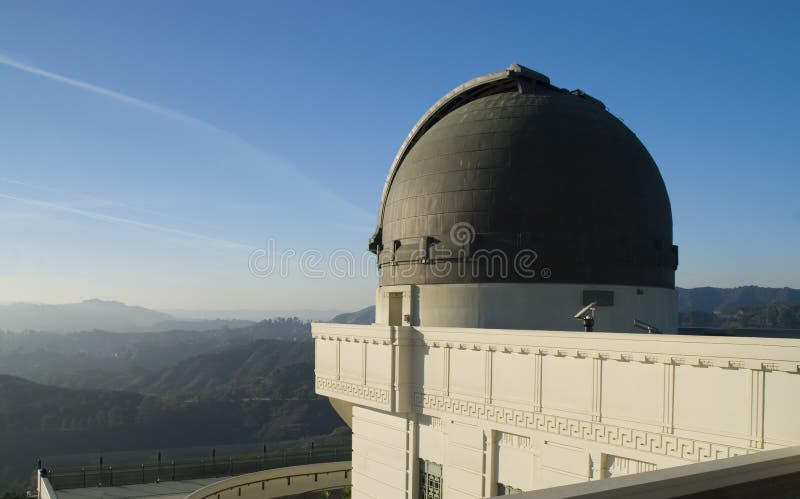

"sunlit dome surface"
[371,64,677,288]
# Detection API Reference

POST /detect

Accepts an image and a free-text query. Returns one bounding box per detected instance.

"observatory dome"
[370,64,677,290]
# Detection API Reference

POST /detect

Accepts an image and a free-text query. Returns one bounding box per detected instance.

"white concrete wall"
[314,323,414,414]
[410,409,684,497]
[411,406,687,496]
[314,323,800,498]
[351,406,413,499]
[374,283,678,333]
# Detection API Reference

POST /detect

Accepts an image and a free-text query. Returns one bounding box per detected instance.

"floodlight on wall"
[575,302,597,332]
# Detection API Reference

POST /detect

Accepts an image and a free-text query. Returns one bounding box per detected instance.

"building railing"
[43,441,351,490]
[185,461,352,499]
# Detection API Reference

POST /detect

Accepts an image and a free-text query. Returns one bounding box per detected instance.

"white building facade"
[313,322,800,498]
[313,65,800,498]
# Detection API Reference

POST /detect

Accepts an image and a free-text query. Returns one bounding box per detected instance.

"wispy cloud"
[0,55,202,126]
[0,53,373,221]
[0,177,219,229]
[0,193,256,252]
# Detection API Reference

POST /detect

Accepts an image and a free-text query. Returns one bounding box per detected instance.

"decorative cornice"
[316,377,391,407]
[414,391,753,463]
[425,343,798,373]
[316,334,393,345]
[408,328,800,373]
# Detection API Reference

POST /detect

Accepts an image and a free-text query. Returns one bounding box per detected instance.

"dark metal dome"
[370,64,678,288]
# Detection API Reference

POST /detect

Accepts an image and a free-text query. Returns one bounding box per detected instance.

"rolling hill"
[330,306,374,325]
[0,299,340,334]
[677,286,800,313]
[128,339,315,399]
[0,299,172,334]
[0,344,343,494]
[0,317,314,391]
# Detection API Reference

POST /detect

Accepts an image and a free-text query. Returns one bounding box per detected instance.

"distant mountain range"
[330,306,375,325]
[163,308,346,322]
[0,317,315,389]
[676,286,800,313]
[0,299,172,333]
[5,287,793,333]
[0,299,346,334]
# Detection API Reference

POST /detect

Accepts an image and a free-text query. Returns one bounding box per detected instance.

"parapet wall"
[313,323,800,496]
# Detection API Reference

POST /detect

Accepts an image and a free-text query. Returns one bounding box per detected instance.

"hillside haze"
[129,339,315,399]
[677,286,800,312]
[0,299,172,333]
[0,317,344,494]
[0,299,345,334]
[330,306,375,325]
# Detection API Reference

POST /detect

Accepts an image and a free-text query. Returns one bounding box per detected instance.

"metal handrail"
[44,441,351,490]
[193,465,351,498]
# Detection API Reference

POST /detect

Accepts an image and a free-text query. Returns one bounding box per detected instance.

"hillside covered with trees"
[0,318,343,495]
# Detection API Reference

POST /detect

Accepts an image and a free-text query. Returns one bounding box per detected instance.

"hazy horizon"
[3,281,800,314]
[0,297,348,312]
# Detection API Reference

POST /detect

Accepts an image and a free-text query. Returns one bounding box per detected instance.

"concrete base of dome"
[375,283,677,333]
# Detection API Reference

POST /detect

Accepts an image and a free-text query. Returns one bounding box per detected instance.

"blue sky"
[1,0,798,310]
